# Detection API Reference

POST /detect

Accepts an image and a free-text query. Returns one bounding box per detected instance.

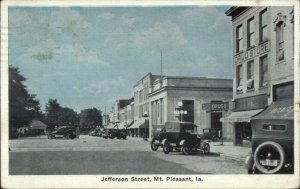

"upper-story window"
[260,55,268,87]
[236,24,243,53]
[274,13,286,61]
[247,17,255,47]
[260,9,268,42]
[247,60,254,90]
[236,64,243,92]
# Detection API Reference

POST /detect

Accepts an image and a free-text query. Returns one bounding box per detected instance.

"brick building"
[224,6,294,146]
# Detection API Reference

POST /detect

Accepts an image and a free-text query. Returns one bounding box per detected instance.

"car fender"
[161,138,168,145]
[179,139,186,146]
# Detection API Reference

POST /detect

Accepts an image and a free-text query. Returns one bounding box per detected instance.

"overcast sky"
[9,6,233,113]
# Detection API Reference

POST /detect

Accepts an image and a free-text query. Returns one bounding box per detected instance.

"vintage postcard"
[1,0,299,188]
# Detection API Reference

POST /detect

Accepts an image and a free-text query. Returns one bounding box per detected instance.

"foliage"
[9,66,43,134]
[45,99,79,131]
[79,108,102,128]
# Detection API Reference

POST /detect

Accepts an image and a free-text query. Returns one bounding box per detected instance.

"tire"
[123,136,126,140]
[65,134,70,139]
[212,136,220,142]
[203,143,210,154]
[163,142,171,154]
[253,141,286,174]
[151,139,159,151]
[182,142,191,155]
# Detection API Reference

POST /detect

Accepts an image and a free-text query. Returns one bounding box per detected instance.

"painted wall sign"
[234,41,270,64]
[202,102,229,111]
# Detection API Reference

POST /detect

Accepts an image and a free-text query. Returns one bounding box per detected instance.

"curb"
[218,152,245,163]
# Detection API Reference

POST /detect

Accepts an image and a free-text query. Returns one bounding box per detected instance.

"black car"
[159,122,210,155]
[48,126,79,139]
[245,99,294,174]
[150,126,166,151]
[201,128,221,142]
[103,128,127,139]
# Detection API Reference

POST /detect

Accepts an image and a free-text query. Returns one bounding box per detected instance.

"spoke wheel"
[163,142,171,154]
[182,143,191,155]
[151,139,159,151]
[254,141,285,174]
[203,143,210,154]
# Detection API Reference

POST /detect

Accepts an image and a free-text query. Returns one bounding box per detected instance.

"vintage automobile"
[245,99,294,174]
[160,122,210,155]
[201,128,221,142]
[103,128,127,139]
[150,126,166,151]
[88,128,100,136]
[47,126,79,139]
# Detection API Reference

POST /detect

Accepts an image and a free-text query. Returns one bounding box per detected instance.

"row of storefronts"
[107,6,294,146]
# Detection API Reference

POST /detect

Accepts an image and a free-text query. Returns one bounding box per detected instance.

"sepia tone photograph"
[1,0,299,188]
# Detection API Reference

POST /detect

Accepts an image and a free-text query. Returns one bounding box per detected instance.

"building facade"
[225,6,294,146]
[148,76,233,139]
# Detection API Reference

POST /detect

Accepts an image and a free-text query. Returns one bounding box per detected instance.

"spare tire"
[253,141,285,174]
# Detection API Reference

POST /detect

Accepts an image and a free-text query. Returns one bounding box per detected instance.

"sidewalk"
[210,142,251,163]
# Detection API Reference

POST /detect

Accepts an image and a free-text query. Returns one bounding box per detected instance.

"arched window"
[274,13,286,61]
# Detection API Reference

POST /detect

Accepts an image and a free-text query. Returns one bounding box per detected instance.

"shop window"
[260,9,268,42]
[236,64,243,92]
[236,24,243,53]
[260,56,268,87]
[247,61,254,90]
[273,81,294,100]
[247,17,255,47]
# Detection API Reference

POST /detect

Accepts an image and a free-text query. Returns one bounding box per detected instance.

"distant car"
[103,128,127,139]
[158,122,210,155]
[18,129,41,137]
[201,128,221,142]
[89,128,101,136]
[48,126,79,139]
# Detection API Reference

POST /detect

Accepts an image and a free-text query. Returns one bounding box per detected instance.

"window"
[247,17,255,47]
[247,61,254,90]
[236,65,243,92]
[260,56,268,87]
[276,21,285,61]
[260,9,268,42]
[262,124,286,132]
[236,25,243,52]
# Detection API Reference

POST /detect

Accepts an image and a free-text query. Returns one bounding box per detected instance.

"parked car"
[201,128,221,142]
[47,126,79,139]
[245,100,294,174]
[18,129,41,137]
[89,128,100,136]
[150,127,167,151]
[159,122,210,155]
[103,128,127,139]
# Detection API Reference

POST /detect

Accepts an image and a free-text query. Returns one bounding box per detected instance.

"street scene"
[4,2,297,184]
[9,135,246,175]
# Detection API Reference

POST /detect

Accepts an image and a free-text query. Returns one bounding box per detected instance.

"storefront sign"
[202,102,229,111]
[234,94,268,111]
[234,41,270,64]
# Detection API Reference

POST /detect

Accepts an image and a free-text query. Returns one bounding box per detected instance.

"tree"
[9,66,43,136]
[45,99,79,131]
[79,108,102,129]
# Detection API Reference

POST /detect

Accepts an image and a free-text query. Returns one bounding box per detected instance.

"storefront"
[221,94,268,146]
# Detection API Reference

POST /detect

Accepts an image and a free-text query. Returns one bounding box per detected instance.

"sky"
[9,6,233,113]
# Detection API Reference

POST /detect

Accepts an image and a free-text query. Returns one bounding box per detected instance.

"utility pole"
[160,49,163,84]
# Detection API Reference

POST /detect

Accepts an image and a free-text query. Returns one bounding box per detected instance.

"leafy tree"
[9,66,43,136]
[79,108,102,129]
[45,99,79,131]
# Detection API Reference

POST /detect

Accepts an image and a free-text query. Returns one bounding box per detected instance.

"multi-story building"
[224,6,294,146]
[148,76,233,139]
[110,98,133,128]
[129,73,161,138]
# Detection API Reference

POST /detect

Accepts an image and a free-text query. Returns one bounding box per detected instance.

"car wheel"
[65,134,70,139]
[123,136,126,140]
[203,143,210,154]
[163,142,171,154]
[182,142,191,155]
[151,139,159,151]
[253,141,286,174]
[212,136,220,142]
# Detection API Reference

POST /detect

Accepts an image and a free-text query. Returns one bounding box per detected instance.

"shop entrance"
[211,112,222,130]
[234,122,252,146]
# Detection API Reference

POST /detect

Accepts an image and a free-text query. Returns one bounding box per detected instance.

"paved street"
[9,135,246,175]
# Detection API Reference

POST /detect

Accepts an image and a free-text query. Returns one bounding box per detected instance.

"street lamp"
[142,111,149,141]
[174,102,187,122]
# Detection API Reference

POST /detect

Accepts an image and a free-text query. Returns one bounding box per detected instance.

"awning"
[220,109,264,123]
[106,124,116,129]
[252,99,294,120]
[116,122,126,129]
[128,118,145,129]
